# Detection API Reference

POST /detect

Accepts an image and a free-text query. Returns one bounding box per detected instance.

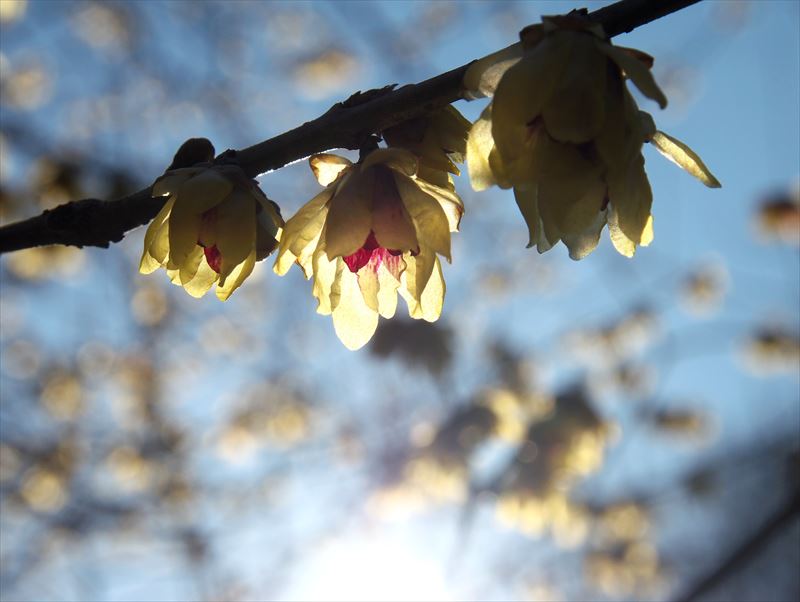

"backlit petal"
[332,268,379,350]
[650,131,721,188]
[310,154,353,186]
[324,168,374,259]
[394,173,451,261]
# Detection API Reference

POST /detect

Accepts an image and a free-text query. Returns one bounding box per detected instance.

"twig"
[0,0,702,255]
[674,488,800,602]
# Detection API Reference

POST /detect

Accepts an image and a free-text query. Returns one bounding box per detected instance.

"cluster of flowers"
[141,16,719,349]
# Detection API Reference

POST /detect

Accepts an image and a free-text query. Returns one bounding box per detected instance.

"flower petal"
[492,32,572,165]
[562,209,607,261]
[139,195,176,274]
[370,166,419,251]
[467,105,500,191]
[541,33,607,144]
[324,168,374,259]
[463,42,524,99]
[393,173,452,261]
[310,154,353,186]
[361,148,418,177]
[151,168,198,197]
[332,268,379,350]
[215,187,257,280]
[650,131,721,188]
[216,247,256,301]
[274,188,333,275]
[608,154,653,247]
[601,43,668,109]
[311,246,339,315]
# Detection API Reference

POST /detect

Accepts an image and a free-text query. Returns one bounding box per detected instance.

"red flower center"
[203,245,222,273]
[343,231,402,273]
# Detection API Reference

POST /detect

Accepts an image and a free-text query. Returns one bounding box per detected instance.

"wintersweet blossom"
[274,148,463,350]
[465,16,719,259]
[383,106,470,189]
[140,164,283,300]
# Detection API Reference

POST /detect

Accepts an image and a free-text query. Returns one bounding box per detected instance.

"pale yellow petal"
[650,131,721,188]
[417,256,445,322]
[541,33,607,144]
[324,169,373,259]
[151,169,198,197]
[332,268,379,350]
[311,246,339,315]
[601,43,668,109]
[361,148,418,177]
[177,168,235,212]
[274,188,333,275]
[492,32,572,164]
[216,188,257,280]
[463,42,524,99]
[394,173,451,261]
[466,108,499,191]
[513,187,542,249]
[412,177,464,232]
[562,210,607,260]
[180,253,219,298]
[608,154,653,245]
[376,261,400,319]
[139,195,176,273]
[371,166,419,251]
[309,154,353,186]
[216,248,256,301]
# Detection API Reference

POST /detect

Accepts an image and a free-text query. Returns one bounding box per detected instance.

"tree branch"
[0,0,701,255]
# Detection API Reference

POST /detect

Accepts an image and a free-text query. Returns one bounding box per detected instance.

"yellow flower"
[466,17,719,259]
[383,106,471,189]
[140,164,283,300]
[274,148,463,350]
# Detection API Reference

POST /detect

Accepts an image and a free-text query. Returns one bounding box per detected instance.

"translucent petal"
[151,169,198,197]
[357,259,380,313]
[595,73,646,170]
[216,247,256,301]
[362,148,418,177]
[332,268,379,350]
[601,43,668,109]
[418,256,445,322]
[467,106,499,191]
[650,131,721,188]
[562,209,607,260]
[413,178,464,232]
[607,206,636,258]
[463,42,524,99]
[607,154,653,246]
[513,186,542,249]
[274,188,333,275]
[371,167,419,251]
[394,173,451,261]
[309,154,353,186]
[180,254,218,298]
[492,32,572,164]
[139,195,176,273]
[324,169,373,259]
[402,247,436,311]
[376,262,400,319]
[311,246,339,315]
[541,33,607,144]
[215,188,257,280]
[177,168,235,212]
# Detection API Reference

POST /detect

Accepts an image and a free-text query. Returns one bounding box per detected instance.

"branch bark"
[0,0,702,255]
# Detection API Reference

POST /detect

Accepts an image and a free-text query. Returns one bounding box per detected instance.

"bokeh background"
[1,1,798,601]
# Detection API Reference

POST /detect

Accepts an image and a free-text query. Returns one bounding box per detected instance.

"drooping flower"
[140,164,283,300]
[465,16,720,259]
[274,148,463,350]
[383,106,471,189]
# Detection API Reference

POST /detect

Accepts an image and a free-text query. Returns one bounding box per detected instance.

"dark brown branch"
[675,488,800,602]
[0,0,702,255]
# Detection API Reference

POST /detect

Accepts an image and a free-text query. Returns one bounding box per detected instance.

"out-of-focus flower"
[755,188,800,246]
[465,16,719,259]
[742,326,800,375]
[679,261,728,317]
[0,0,26,24]
[140,164,283,301]
[275,148,463,349]
[383,106,470,188]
